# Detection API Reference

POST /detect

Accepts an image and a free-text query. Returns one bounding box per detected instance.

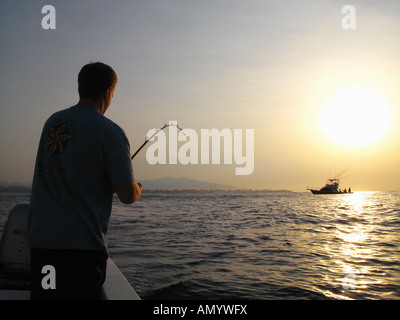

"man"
[27,62,142,299]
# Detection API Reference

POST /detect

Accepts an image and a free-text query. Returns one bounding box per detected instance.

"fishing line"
[131,122,185,160]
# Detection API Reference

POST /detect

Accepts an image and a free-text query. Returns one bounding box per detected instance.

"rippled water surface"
[1,191,399,299]
[108,191,399,300]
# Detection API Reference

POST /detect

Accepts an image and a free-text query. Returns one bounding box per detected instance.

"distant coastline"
[0,177,294,193]
[142,189,293,194]
[0,186,31,193]
[0,185,292,194]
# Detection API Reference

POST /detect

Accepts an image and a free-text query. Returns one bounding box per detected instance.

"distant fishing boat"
[307,168,353,195]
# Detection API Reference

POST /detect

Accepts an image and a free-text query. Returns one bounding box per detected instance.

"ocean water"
[1,191,399,300]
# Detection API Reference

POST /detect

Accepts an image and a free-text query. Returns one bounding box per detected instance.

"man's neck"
[78,98,104,114]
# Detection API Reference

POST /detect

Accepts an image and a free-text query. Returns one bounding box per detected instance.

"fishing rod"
[131,122,184,160]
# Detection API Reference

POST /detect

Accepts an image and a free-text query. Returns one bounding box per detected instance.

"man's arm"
[115,182,142,204]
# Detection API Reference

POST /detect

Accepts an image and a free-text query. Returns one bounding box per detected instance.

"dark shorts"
[30,247,108,300]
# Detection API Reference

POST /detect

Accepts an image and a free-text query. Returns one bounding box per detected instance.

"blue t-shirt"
[27,104,134,255]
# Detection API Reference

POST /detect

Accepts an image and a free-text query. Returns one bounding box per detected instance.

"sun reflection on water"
[324,192,391,298]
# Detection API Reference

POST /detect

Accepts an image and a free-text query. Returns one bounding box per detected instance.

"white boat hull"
[0,204,140,300]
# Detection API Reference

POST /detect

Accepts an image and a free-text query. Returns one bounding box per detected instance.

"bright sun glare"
[320,86,391,146]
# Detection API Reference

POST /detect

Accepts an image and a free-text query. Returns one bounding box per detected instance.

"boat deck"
[0,204,140,300]
[0,258,140,300]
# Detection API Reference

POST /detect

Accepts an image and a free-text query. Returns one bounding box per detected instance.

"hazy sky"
[1,0,399,191]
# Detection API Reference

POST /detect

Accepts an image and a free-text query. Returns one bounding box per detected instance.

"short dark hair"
[78,62,118,100]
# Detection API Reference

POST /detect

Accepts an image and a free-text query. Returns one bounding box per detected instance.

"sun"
[320,86,390,146]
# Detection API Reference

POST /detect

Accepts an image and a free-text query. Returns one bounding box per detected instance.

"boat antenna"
[335,167,351,179]
[131,122,185,160]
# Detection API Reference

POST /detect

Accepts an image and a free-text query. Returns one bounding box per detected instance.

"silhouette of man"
[27,62,142,299]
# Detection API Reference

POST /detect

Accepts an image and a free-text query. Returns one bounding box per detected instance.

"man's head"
[78,62,118,113]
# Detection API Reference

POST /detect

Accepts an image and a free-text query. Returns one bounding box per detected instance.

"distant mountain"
[139,177,237,190]
[0,178,237,192]
[0,179,293,193]
[0,181,31,193]
[0,181,31,188]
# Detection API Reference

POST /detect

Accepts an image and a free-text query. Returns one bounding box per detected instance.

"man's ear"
[106,86,115,99]
[104,87,111,99]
